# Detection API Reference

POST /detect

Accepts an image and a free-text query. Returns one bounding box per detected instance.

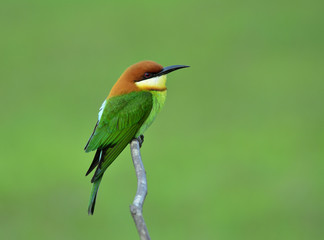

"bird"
[84,60,189,214]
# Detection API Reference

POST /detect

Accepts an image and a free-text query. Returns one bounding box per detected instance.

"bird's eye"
[144,72,152,79]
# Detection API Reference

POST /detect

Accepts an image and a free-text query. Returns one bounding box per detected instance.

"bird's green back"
[85,91,153,181]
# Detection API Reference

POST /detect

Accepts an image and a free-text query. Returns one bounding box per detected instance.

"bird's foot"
[137,135,144,148]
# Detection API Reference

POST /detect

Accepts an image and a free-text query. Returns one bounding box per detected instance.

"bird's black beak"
[156,65,190,76]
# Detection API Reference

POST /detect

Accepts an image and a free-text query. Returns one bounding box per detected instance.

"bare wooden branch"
[130,138,151,240]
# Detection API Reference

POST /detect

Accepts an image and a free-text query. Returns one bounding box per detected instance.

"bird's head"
[108,61,189,97]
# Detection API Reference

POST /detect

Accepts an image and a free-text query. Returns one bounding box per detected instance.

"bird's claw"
[137,135,144,148]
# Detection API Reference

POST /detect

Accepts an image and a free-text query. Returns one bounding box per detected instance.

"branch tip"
[130,138,151,240]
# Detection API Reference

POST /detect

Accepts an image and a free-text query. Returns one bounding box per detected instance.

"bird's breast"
[136,90,167,137]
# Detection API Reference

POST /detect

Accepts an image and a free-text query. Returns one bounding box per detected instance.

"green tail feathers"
[88,176,103,215]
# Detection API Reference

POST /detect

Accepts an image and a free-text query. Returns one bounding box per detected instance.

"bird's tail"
[88,175,103,215]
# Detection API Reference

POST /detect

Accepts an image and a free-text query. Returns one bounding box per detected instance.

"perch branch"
[130,138,151,240]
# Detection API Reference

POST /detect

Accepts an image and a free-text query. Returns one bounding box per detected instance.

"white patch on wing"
[135,75,167,90]
[98,99,107,121]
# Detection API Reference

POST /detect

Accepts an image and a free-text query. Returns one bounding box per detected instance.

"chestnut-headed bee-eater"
[84,61,189,214]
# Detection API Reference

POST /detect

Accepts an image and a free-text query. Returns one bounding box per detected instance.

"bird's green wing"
[84,91,153,181]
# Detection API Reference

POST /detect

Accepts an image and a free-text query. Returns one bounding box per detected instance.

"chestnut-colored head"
[108,60,189,98]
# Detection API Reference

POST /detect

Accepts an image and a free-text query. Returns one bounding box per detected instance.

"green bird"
[84,60,189,214]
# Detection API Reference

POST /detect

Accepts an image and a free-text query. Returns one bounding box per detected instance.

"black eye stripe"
[143,72,155,79]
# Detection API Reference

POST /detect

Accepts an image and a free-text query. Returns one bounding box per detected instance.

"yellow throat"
[135,75,167,91]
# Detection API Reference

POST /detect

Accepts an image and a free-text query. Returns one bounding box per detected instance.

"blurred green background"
[1,0,324,239]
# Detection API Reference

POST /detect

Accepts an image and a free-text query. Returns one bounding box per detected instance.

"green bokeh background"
[1,1,324,239]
